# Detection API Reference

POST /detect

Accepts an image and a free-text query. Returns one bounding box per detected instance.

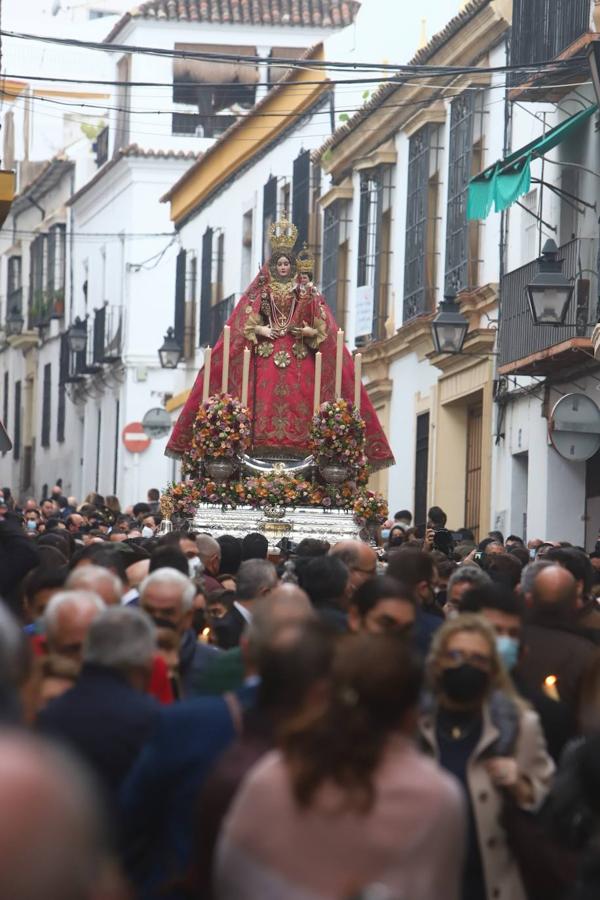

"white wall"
[69,154,197,505]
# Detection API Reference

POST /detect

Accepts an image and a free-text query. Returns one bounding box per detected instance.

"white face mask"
[188,557,202,578]
[141,526,154,538]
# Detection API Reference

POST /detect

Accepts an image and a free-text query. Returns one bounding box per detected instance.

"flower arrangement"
[191,394,251,460]
[309,399,366,469]
[163,473,386,524]
[353,490,389,526]
[162,481,203,518]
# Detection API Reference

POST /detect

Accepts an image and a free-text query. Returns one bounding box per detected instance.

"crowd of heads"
[2,487,600,898]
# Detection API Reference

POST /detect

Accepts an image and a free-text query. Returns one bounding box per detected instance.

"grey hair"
[43,591,106,641]
[84,607,156,671]
[236,559,278,602]
[448,565,491,594]
[139,567,195,612]
[65,566,123,603]
[521,559,554,596]
[195,534,221,564]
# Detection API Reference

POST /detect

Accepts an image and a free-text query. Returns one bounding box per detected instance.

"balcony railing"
[6,286,22,315]
[498,236,598,371]
[92,304,122,364]
[28,289,65,329]
[510,0,590,71]
[209,294,236,346]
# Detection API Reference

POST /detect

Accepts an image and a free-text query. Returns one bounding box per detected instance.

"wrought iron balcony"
[209,293,236,346]
[92,304,122,364]
[498,236,597,375]
[510,0,590,70]
[6,286,22,315]
[27,289,65,329]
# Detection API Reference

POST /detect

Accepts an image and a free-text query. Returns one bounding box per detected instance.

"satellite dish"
[549,393,600,461]
[142,407,172,440]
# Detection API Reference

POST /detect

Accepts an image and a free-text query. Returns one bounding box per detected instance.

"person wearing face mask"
[419,614,554,900]
[386,524,407,551]
[461,583,578,762]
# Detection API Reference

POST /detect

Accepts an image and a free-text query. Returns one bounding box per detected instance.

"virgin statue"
[167,214,394,469]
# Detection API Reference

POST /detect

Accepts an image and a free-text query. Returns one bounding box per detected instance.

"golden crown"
[296,243,314,275]
[269,212,298,254]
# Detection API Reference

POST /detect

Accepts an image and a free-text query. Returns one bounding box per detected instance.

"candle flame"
[544,675,557,688]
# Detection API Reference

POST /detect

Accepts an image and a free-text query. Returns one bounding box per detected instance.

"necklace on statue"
[269,282,296,334]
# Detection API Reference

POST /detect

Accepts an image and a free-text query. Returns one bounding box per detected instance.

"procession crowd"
[2,486,600,899]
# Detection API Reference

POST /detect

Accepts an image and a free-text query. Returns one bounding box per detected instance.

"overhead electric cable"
[0,28,587,79]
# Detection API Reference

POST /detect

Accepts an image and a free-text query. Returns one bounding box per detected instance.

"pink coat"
[216,735,466,899]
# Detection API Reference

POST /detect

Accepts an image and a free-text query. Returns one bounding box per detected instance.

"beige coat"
[420,700,555,900]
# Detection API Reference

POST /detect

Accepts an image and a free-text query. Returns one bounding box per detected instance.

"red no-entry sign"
[122,421,151,454]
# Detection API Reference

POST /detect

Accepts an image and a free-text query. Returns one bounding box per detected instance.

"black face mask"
[441,664,490,704]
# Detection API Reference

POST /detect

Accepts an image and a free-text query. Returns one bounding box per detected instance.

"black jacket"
[37,663,159,792]
[0,514,39,607]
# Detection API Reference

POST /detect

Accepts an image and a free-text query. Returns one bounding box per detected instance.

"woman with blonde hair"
[419,613,554,900]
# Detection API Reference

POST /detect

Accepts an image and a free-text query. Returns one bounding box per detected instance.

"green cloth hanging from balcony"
[467,104,598,220]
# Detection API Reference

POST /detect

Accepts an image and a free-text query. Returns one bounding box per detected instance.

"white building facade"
[490,0,600,547]
[0,0,355,503]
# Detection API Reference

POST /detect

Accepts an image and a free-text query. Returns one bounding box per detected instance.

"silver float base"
[192,503,360,550]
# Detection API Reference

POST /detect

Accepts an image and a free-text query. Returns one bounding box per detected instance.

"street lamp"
[431,291,469,354]
[158,327,183,369]
[5,305,24,337]
[526,239,574,326]
[67,316,88,354]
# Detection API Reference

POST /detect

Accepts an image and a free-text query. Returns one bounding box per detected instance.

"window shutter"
[322,202,340,319]
[41,364,51,448]
[292,150,310,248]
[199,228,213,346]
[2,372,8,456]
[57,334,67,443]
[262,176,277,262]
[13,380,21,461]
[93,306,106,363]
[174,249,187,347]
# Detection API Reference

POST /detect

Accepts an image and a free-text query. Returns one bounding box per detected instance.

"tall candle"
[335,329,344,399]
[313,351,322,414]
[202,346,212,403]
[354,352,362,410]
[241,346,250,407]
[221,325,230,394]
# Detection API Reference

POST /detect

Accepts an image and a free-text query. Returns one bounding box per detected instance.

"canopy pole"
[515,200,556,234]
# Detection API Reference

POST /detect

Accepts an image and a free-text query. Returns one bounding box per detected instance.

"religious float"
[161,214,394,548]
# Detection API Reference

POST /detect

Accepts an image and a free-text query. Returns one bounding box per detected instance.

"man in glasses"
[329,540,378,596]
